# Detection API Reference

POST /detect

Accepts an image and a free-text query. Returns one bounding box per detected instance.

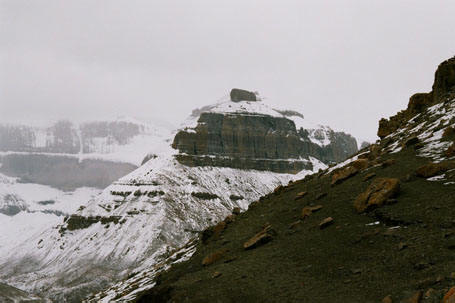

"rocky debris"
[232,207,241,215]
[398,242,408,251]
[273,185,285,195]
[354,178,400,213]
[315,192,327,200]
[191,192,219,200]
[202,249,228,266]
[415,161,455,178]
[243,225,275,250]
[403,136,420,148]
[224,215,236,224]
[212,271,222,278]
[319,217,334,229]
[443,287,455,303]
[229,194,244,201]
[230,88,257,102]
[331,166,359,185]
[294,191,307,200]
[403,290,423,303]
[369,144,382,160]
[63,215,122,232]
[446,144,455,158]
[363,172,376,182]
[351,159,369,170]
[443,126,455,141]
[288,220,301,229]
[202,221,227,244]
[381,159,396,168]
[301,205,323,219]
[213,221,227,238]
[382,295,393,303]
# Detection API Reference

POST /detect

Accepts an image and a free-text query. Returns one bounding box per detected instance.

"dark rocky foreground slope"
[130,57,455,303]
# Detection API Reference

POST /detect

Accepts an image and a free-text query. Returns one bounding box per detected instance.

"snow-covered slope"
[0,173,100,260]
[0,149,325,302]
[0,95,338,302]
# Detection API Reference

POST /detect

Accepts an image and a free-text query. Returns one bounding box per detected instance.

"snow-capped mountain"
[0,90,357,302]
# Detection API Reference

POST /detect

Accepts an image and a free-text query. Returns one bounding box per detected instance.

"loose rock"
[382,295,393,303]
[202,249,228,266]
[301,205,323,219]
[331,166,359,185]
[404,290,422,303]
[443,287,455,303]
[416,161,455,178]
[243,225,274,250]
[354,178,400,213]
[319,217,334,229]
[294,191,307,200]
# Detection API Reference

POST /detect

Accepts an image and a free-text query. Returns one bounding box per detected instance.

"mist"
[1,0,455,141]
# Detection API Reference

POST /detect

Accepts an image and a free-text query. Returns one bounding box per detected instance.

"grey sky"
[1,0,454,142]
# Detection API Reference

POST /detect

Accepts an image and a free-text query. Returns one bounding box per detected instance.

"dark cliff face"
[172,111,358,173]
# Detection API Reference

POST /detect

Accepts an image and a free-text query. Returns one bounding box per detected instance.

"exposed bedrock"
[172,112,357,173]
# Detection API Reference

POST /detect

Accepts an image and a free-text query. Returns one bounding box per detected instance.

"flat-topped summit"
[172,93,358,173]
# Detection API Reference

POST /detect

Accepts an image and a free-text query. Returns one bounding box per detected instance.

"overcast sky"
[1,0,455,142]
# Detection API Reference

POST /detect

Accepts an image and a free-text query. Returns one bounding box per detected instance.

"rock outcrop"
[230,88,258,102]
[378,56,455,138]
[173,93,358,173]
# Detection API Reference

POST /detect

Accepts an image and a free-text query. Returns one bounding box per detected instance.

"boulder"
[403,290,422,303]
[213,221,227,238]
[331,166,359,185]
[350,159,369,170]
[403,136,420,148]
[443,126,455,141]
[301,205,323,219]
[230,88,257,102]
[243,225,274,250]
[354,178,400,213]
[443,287,455,303]
[446,144,455,158]
[294,191,307,200]
[382,295,393,303]
[416,161,455,178]
[319,217,334,229]
[202,248,227,266]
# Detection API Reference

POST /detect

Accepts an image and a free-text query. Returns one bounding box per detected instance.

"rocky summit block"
[230,88,257,102]
[354,178,400,213]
